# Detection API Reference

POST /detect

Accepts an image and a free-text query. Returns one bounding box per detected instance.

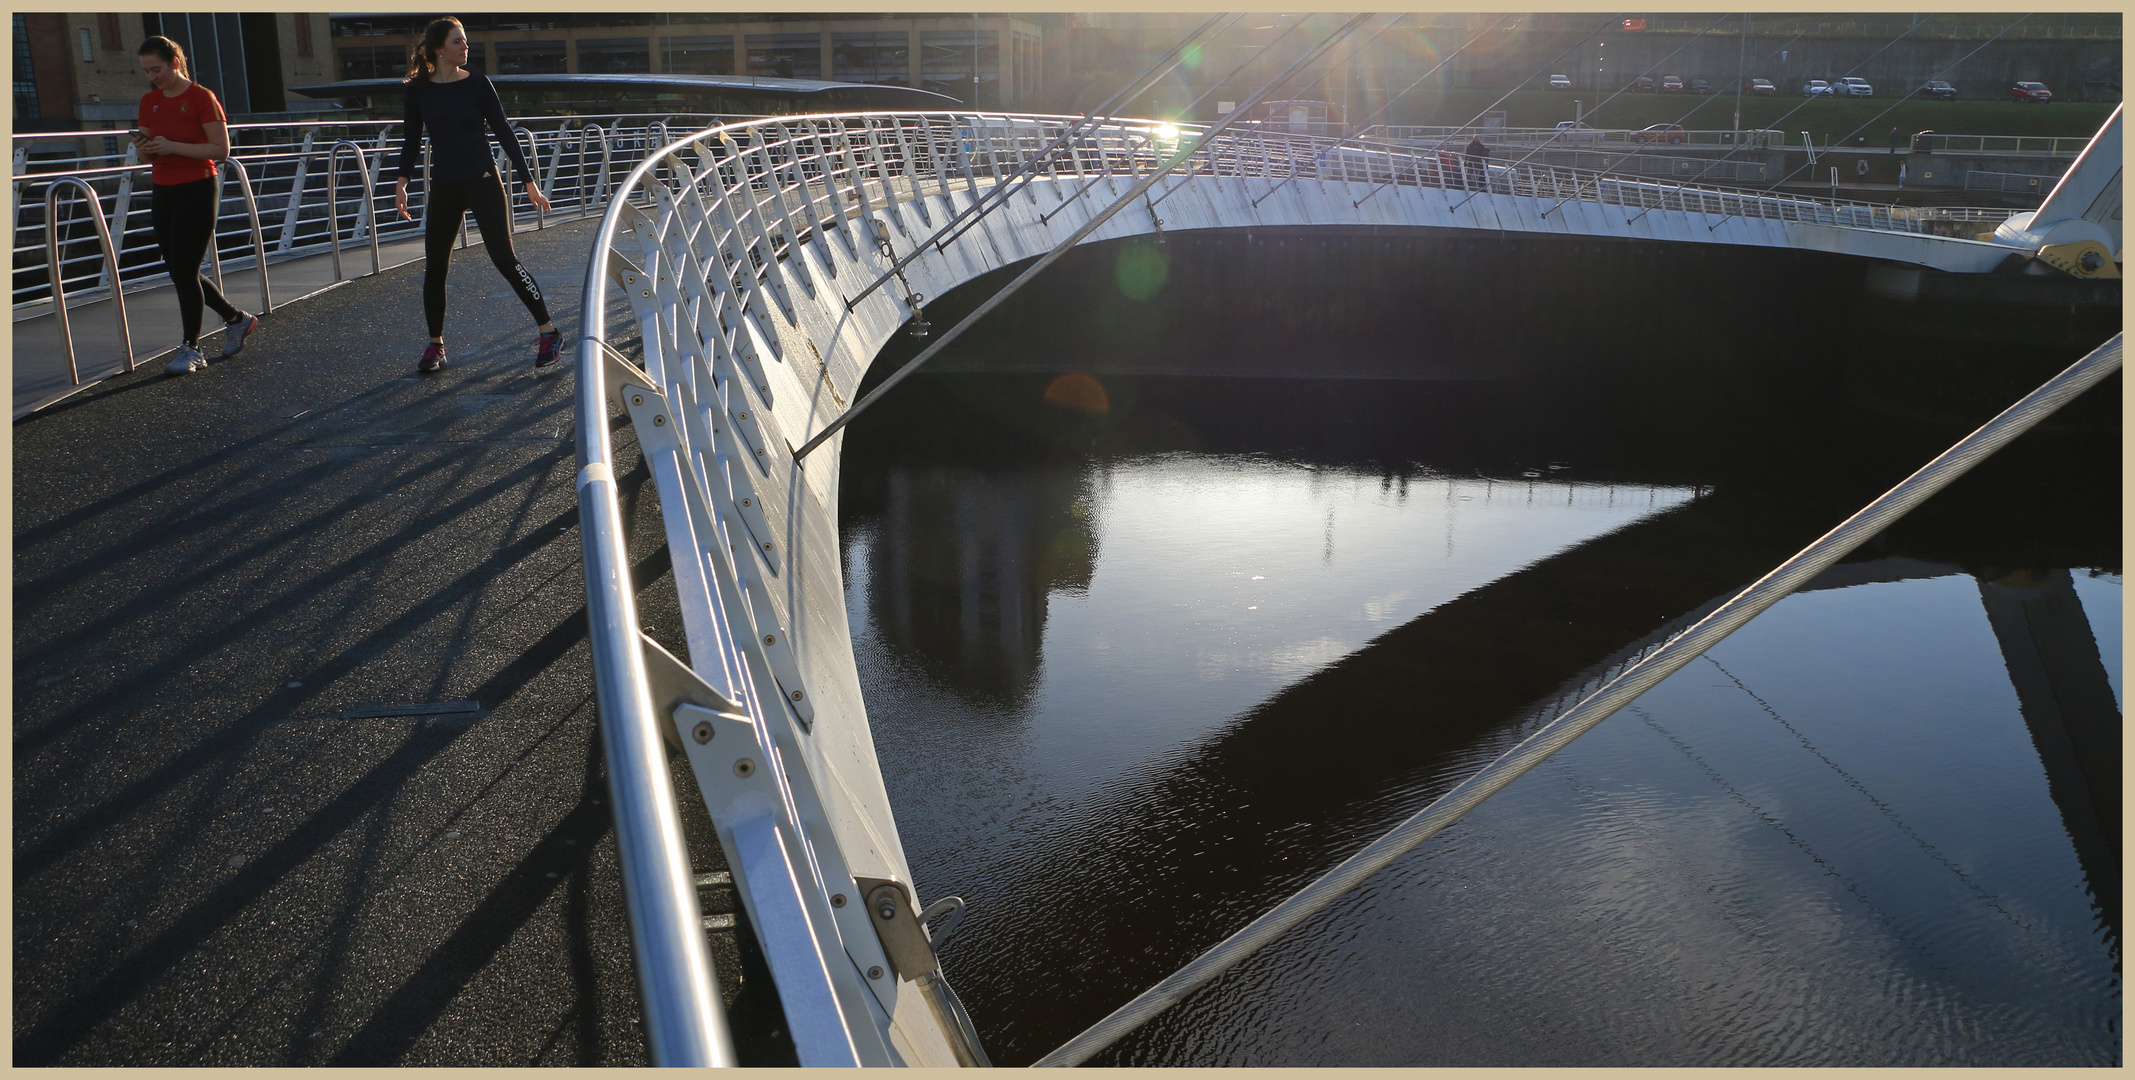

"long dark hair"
[137,35,188,77]
[404,17,464,85]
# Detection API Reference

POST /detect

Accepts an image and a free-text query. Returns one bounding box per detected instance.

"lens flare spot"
[1181,43,1203,69]
[1043,372,1110,414]
[1115,242,1169,301]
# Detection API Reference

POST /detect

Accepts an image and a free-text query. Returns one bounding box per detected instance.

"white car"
[1554,120,1604,143]
[1548,74,1572,89]
[1803,79,1834,97]
[1834,77,1874,97]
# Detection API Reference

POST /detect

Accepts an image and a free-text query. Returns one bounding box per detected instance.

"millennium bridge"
[14,107,2121,1066]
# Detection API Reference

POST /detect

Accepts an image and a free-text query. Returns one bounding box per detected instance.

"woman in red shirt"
[135,35,257,375]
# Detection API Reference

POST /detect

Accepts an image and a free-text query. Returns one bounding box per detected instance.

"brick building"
[13,12,336,132]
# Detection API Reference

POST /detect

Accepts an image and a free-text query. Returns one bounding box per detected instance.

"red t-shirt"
[136,81,226,186]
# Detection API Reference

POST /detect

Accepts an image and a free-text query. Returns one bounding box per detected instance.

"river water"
[835,361,2119,1066]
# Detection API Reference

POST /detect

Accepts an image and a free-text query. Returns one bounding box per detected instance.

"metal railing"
[13,113,751,317]
[573,107,2027,1065]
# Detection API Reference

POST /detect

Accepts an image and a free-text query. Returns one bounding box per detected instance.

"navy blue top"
[395,72,532,186]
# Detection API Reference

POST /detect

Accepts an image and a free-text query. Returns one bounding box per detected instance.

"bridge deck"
[11,219,790,1065]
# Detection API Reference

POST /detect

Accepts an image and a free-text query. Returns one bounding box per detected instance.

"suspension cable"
[843,13,1237,310]
[1147,14,1411,213]
[1704,13,2033,230]
[1032,331,2122,1068]
[1042,14,1318,226]
[923,13,1249,256]
[1446,12,1733,213]
[794,13,1388,462]
[1510,14,1834,219]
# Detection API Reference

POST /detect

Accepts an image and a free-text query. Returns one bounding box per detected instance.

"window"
[14,15,38,119]
[98,13,124,52]
[79,27,94,63]
[922,30,997,106]
[746,32,821,80]
[662,35,732,75]
[577,37,648,74]
[294,14,313,58]
[494,39,566,75]
[832,32,910,85]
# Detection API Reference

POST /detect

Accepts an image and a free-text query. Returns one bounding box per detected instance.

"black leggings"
[152,178,240,346]
[423,170,550,338]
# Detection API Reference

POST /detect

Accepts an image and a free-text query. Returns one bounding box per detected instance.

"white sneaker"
[164,344,206,375]
[221,312,258,357]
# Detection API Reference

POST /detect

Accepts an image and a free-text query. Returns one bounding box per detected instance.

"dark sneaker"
[418,342,448,373]
[534,329,562,369]
[164,344,206,375]
[221,312,258,357]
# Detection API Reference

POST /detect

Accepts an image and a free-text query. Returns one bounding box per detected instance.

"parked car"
[1632,123,1687,144]
[1628,76,1656,93]
[1548,74,1572,89]
[1834,76,1874,97]
[1660,75,1685,93]
[1689,78,1714,94]
[1803,80,1833,97]
[2011,81,2053,102]
[1746,78,1776,96]
[1922,80,1957,101]
[1553,120,1605,144]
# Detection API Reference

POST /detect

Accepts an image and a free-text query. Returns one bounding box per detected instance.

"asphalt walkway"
[13,217,790,1065]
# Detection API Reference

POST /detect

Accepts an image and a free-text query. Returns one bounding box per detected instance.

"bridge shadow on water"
[842,232,2119,1066]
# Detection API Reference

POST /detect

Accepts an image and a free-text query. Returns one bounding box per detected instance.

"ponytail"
[404,16,464,85]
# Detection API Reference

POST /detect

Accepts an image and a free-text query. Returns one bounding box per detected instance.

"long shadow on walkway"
[13,219,779,1065]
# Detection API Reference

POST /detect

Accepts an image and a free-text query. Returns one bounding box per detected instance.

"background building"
[330,14,1051,110]
[13,13,336,132]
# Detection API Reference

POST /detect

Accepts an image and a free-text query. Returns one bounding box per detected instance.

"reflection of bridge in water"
[11,106,2121,1067]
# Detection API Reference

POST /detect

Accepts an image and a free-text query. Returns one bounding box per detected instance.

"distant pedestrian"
[1888,126,1901,151]
[136,36,259,376]
[1897,161,1907,189]
[391,16,557,374]
[1464,135,1490,189]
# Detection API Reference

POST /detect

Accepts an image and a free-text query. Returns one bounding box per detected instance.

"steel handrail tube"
[222,157,274,313]
[324,141,380,280]
[42,176,133,384]
[576,128,741,1070]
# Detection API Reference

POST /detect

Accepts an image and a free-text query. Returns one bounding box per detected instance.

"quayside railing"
[569,108,2035,1066]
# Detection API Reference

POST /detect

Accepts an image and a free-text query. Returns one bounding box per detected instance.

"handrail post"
[276,127,317,254]
[223,157,274,313]
[325,140,379,279]
[43,176,133,384]
[99,145,140,293]
[512,125,547,229]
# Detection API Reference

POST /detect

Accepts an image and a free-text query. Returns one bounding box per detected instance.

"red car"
[1632,123,1687,144]
[2010,81,2053,102]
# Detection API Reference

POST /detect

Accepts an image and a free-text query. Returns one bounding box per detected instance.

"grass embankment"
[1390,88,2118,138]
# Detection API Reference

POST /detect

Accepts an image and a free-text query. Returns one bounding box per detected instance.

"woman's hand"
[526,184,551,214]
[144,136,175,157]
[396,178,411,222]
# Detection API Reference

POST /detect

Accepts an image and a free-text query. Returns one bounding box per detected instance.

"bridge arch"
[569,110,2037,1065]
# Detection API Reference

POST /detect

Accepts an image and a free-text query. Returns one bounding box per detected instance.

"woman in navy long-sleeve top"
[390,17,559,373]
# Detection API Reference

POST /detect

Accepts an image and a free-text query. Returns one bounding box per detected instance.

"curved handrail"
[42,177,132,384]
[576,128,739,1068]
[511,125,548,229]
[325,140,381,279]
[222,157,274,313]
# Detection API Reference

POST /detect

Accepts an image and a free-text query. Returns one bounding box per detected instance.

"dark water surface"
[835,277,2119,1066]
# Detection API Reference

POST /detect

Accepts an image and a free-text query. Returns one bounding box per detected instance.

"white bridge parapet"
[574,109,2060,1066]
